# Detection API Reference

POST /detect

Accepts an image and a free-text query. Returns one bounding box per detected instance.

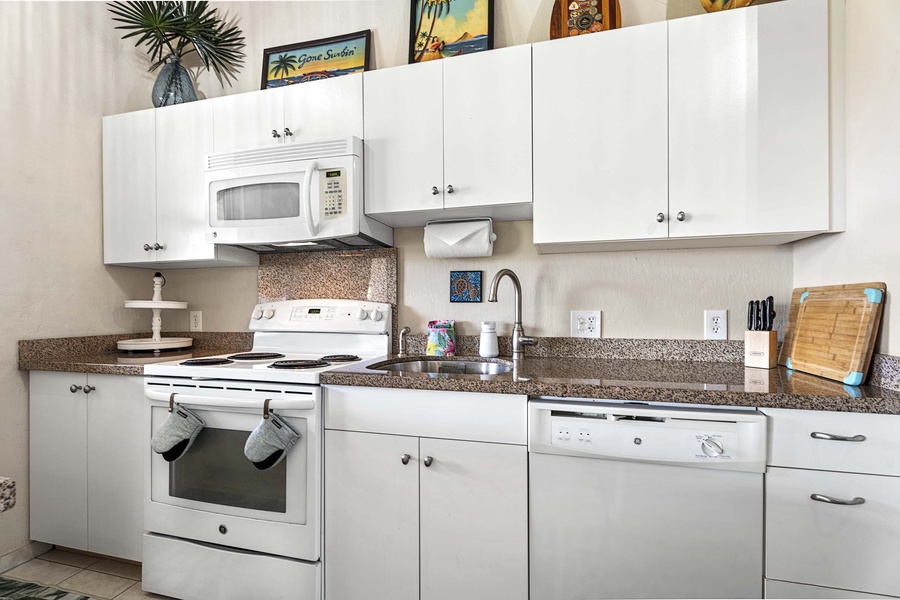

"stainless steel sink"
[373,359,512,375]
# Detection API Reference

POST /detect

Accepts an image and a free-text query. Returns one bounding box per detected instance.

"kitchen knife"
[761,299,770,331]
[766,296,776,331]
[755,300,762,331]
[747,301,754,331]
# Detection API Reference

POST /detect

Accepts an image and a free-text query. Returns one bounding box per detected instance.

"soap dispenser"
[479,321,499,358]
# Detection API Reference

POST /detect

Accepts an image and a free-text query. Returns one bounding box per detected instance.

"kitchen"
[2,0,899,599]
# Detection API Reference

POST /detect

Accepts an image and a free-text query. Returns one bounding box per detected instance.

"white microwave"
[205,136,392,251]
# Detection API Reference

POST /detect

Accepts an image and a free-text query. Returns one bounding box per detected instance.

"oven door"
[206,155,359,246]
[144,380,320,561]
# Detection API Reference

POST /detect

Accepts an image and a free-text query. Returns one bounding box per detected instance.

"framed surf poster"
[261,30,371,89]
[408,0,493,64]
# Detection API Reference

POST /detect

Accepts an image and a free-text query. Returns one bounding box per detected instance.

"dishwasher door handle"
[810,431,866,442]
[811,493,866,506]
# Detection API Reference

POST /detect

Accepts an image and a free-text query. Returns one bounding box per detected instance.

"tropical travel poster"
[409,0,493,63]
[261,31,370,89]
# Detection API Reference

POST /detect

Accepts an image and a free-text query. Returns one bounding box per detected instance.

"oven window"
[216,182,301,220]
[169,428,287,513]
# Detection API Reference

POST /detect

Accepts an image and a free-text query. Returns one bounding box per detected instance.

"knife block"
[745,330,778,369]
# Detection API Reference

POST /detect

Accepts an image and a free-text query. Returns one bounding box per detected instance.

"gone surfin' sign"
[262,30,372,89]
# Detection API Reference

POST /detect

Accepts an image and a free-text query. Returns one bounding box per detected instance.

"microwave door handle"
[302,160,320,236]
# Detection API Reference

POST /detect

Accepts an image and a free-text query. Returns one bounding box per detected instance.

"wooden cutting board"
[778,283,887,386]
[550,0,622,40]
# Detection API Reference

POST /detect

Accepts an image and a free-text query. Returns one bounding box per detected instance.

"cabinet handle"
[143,244,153,251]
[69,384,83,393]
[811,432,866,442]
[446,185,454,194]
[656,212,665,223]
[811,493,865,506]
[153,243,165,251]
[83,385,95,394]
[431,186,440,196]
[284,127,293,138]
[676,211,686,222]
[424,456,434,467]
[272,129,281,139]
[401,453,411,465]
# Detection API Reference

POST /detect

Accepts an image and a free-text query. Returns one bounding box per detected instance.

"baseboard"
[0,542,52,575]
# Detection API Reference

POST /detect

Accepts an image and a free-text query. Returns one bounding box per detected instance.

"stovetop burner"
[268,360,331,370]
[227,352,287,361]
[320,354,361,363]
[180,357,235,366]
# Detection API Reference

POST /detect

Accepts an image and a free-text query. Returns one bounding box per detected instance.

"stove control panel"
[249,299,391,334]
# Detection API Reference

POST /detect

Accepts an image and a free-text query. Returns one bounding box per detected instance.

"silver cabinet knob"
[272,129,281,139]
[431,186,440,196]
[70,384,82,393]
[423,456,434,468]
[284,127,293,137]
[676,211,686,222]
[656,213,665,223]
[143,244,153,251]
[446,185,454,194]
[83,385,95,394]
[401,454,411,465]
[153,243,164,251]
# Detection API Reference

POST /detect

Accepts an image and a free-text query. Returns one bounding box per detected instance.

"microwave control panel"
[320,168,346,220]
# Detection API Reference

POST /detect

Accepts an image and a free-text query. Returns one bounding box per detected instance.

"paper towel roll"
[423,219,497,258]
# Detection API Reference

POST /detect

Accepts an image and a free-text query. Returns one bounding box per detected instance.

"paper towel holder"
[423,217,497,259]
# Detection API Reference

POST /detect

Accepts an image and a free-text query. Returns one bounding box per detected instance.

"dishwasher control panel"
[551,418,739,462]
[530,400,768,473]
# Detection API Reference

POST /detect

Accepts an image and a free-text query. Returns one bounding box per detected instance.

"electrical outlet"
[704,310,727,340]
[190,311,203,332]
[570,310,602,338]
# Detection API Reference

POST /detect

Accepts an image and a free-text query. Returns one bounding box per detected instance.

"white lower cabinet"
[323,386,527,600]
[764,408,900,599]
[29,371,144,561]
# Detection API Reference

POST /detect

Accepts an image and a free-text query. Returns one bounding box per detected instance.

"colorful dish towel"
[426,320,456,356]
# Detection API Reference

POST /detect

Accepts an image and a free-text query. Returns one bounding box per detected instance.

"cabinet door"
[324,430,419,600]
[420,439,528,600]
[212,88,284,153]
[86,375,145,561]
[533,23,668,244]
[155,101,215,262]
[282,73,363,142]
[29,372,88,550]
[102,109,157,264]
[443,45,532,210]
[364,61,444,217]
[668,0,829,238]
[767,467,900,597]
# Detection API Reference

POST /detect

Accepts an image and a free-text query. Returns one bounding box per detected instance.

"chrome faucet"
[397,326,411,356]
[488,269,537,361]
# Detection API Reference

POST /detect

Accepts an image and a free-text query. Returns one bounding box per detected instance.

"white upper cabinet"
[442,45,533,211]
[212,74,363,153]
[103,109,157,264]
[533,22,669,248]
[103,104,256,268]
[364,60,445,217]
[668,0,831,239]
[364,46,533,227]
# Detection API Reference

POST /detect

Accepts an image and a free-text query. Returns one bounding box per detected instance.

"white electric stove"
[141,299,390,600]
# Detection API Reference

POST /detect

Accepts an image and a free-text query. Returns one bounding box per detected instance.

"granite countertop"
[18,347,243,376]
[320,355,900,415]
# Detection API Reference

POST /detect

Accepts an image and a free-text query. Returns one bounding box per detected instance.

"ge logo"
[633,437,642,445]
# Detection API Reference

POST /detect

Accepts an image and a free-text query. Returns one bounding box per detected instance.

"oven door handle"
[145,388,315,411]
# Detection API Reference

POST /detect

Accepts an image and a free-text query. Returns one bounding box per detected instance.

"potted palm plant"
[107,1,245,107]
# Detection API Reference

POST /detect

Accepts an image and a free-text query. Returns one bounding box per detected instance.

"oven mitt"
[244,412,301,470]
[151,404,205,462]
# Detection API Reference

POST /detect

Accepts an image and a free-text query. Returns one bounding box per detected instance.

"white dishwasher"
[529,399,767,600]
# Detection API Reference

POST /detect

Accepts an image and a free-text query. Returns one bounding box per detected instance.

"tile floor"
[2,548,173,599]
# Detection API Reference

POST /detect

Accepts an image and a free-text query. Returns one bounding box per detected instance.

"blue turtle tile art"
[450,271,482,302]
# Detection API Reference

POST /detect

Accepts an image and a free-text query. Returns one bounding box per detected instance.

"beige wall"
[793,0,900,355]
